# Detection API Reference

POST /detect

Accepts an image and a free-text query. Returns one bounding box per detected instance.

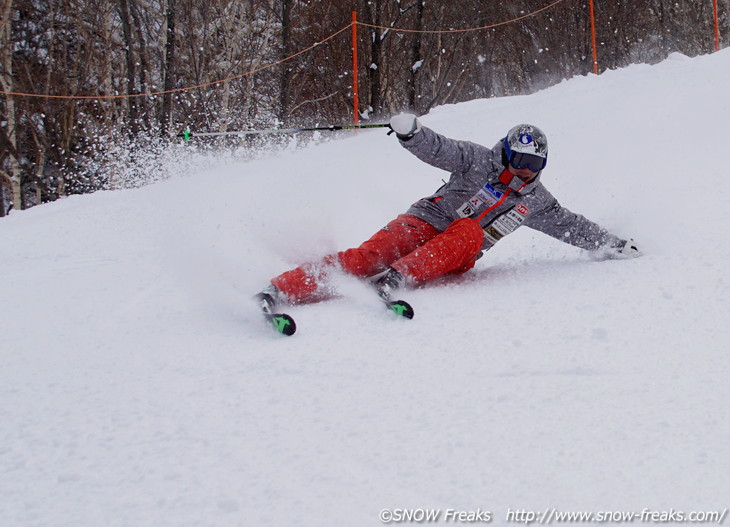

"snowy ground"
[2,50,730,526]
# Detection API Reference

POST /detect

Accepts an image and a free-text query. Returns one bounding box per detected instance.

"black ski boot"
[375,268,405,301]
[255,286,296,336]
[375,269,414,319]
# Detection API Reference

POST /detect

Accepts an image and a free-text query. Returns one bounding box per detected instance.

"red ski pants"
[271,214,484,303]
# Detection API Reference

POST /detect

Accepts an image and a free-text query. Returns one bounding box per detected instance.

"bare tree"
[278,0,294,126]
[1,0,21,211]
[119,0,141,136]
[160,0,176,136]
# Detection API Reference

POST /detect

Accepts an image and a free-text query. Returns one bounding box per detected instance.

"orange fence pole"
[352,11,360,126]
[713,0,720,51]
[588,0,599,74]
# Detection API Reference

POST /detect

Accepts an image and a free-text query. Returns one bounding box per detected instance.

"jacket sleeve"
[524,194,622,251]
[399,126,496,174]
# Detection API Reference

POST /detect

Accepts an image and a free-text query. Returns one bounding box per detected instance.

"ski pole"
[178,123,389,140]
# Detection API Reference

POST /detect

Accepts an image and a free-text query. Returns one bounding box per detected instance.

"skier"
[257,114,641,315]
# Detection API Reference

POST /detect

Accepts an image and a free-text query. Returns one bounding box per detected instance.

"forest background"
[1,0,727,216]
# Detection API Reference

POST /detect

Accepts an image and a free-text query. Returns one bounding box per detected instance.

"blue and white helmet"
[502,124,548,171]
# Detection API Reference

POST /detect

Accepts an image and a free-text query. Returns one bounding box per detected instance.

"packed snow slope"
[2,50,730,527]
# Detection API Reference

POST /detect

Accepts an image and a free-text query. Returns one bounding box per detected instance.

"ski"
[255,292,296,336]
[254,287,411,336]
[383,299,415,319]
[265,312,297,336]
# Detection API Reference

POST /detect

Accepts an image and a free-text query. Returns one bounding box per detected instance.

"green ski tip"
[270,314,296,336]
[386,300,414,319]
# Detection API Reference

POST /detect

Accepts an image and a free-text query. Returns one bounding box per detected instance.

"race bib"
[457,183,503,218]
[483,206,529,245]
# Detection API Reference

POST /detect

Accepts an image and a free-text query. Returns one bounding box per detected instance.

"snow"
[2,50,730,526]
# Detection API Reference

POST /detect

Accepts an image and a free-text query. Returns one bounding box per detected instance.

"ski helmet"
[502,124,548,172]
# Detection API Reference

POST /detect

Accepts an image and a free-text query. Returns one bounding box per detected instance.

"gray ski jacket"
[401,127,622,252]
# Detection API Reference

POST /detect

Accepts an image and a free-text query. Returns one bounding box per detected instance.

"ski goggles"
[509,151,547,172]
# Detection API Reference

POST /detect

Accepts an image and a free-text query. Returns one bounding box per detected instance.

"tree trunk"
[278,0,293,126]
[1,0,22,211]
[363,0,384,118]
[36,143,46,202]
[240,1,277,123]
[130,0,150,130]
[1,175,6,217]
[218,80,231,133]
[407,0,425,113]
[119,0,139,136]
[160,0,176,136]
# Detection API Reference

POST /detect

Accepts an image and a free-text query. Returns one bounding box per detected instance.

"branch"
[288,91,338,114]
